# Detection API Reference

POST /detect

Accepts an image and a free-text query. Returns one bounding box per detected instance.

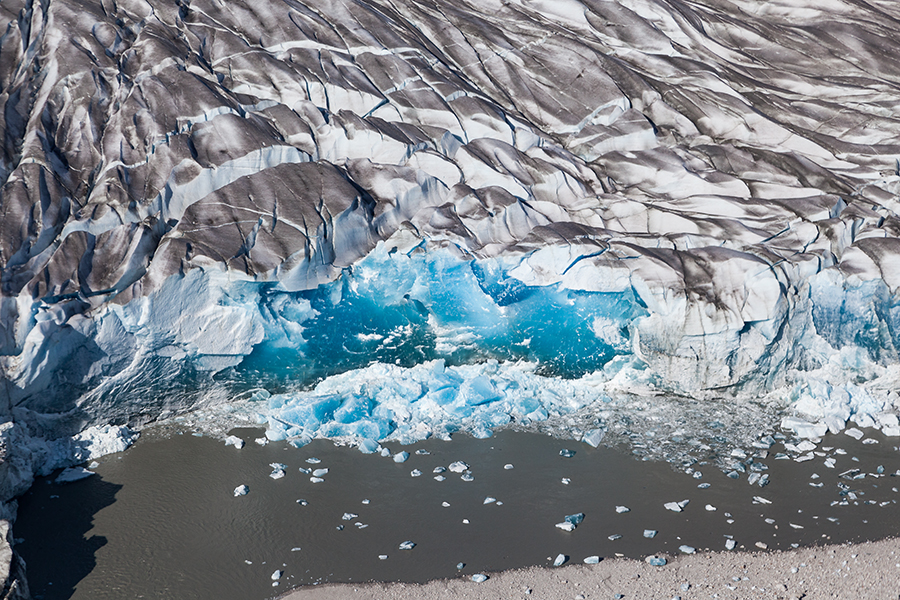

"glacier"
[3,0,900,593]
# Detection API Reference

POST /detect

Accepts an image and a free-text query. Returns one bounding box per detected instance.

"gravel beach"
[285,538,900,600]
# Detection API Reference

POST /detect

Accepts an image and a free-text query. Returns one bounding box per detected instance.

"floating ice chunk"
[296,499,308,505]
[646,556,667,566]
[310,477,324,483]
[271,570,282,580]
[461,473,474,482]
[291,547,301,552]
[752,496,772,504]
[796,441,817,452]
[789,523,804,529]
[692,472,703,479]
[358,439,380,454]
[883,426,900,436]
[298,467,310,474]
[679,545,695,554]
[312,468,329,477]
[559,449,576,458]
[362,499,370,504]
[342,513,358,520]
[442,502,450,507]
[449,461,469,473]
[795,453,814,462]
[844,428,864,440]
[643,530,657,538]
[411,469,422,477]
[504,464,514,470]
[584,556,600,564]
[705,504,716,511]
[415,449,430,455]
[434,475,446,481]
[462,519,469,524]
[725,539,736,550]
[698,483,711,489]
[608,534,622,541]
[379,555,388,560]
[484,497,497,504]
[225,436,245,449]
[862,438,878,445]
[665,500,689,512]
[553,554,567,567]
[255,438,268,446]
[234,485,249,497]
[565,513,585,525]
[755,542,768,549]
[380,448,391,457]
[399,541,416,550]
[582,429,605,448]
[471,574,488,583]
[748,473,760,486]
[456,563,465,570]
[561,478,571,485]
[556,522,575,532]
[824,458,836,468]
[270,469,285,480]
[394,452,410,463]
[615,506,630,513]
[355,523,368,529]
[56,467,95,484]
[306,458,321,464]
[730,449,747,459]
[434,466,447,473]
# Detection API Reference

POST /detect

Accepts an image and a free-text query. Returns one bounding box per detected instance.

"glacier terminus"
[3,0,900,594]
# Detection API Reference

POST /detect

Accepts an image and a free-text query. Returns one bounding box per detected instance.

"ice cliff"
[3,0,900,552]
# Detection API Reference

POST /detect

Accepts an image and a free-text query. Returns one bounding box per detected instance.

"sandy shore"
[283,538,900,600]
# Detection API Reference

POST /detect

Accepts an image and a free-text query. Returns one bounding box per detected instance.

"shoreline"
[282,537,900,600]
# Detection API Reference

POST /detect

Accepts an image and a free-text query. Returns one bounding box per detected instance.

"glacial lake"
[15,426,900,600]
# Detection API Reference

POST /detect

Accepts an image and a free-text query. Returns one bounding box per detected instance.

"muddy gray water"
[15,427,900,600]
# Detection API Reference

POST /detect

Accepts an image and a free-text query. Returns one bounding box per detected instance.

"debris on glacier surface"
[233,485,249,497]
[646,557,667,566]
[55,468,95,484]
